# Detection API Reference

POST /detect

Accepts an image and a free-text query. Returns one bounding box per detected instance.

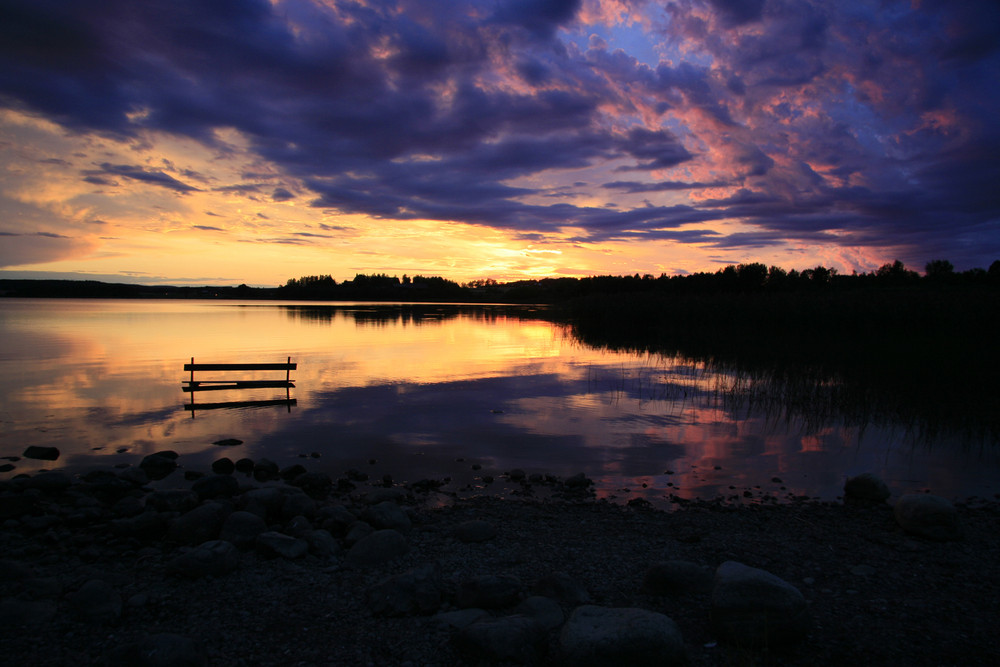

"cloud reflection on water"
[0,299,997,507]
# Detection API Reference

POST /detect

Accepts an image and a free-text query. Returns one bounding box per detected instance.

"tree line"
[279,259,1000,302]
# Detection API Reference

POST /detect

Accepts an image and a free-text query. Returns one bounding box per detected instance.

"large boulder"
[844,473,891,503]
[559,605,685,666]
[710,561,810,647]
[894,494,963,541]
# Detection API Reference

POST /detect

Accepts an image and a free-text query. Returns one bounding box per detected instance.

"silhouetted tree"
[925,259,954,280]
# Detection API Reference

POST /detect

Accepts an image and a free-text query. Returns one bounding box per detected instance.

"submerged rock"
[22,446,60,461]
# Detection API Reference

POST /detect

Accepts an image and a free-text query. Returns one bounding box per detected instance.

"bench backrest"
[184,362,296,371]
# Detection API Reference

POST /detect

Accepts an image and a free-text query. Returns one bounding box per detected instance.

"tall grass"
[563,286,1000,445]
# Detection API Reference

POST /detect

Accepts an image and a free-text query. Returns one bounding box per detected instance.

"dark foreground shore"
[1,457,998,666]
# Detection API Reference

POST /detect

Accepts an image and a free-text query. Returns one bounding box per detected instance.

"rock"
[24,471,73,494]
[279,464,307,481]
[211,458,235,474]
[117,466,149,486]
[166,540,240,578]
[139,452,179,480]
[455,574,522,609]
[344,521,374,546]
[559,605,685,666]
[112,495,145,518]
[711,561,810,647]
[565,472,593,489]
[363,487,408,505]
[281,492,316,520]
[894,494,963,541]
[304,529,342,560]
[219,511,267,549]
[234,458,255,473]
[362,501,412,532]
[533,571,592,605]
[241,487,284,519]
[147,490,199,514]
[516,595,565,631]
[346,529,408,567]
[108,633,207,667]
[0,493,39,520]
[0,598,57,628]
[290,471,333,499]
[213,438,243,446]
[367,562,446,616]
[252,458,280,482]
[191,474,239,500]
[111,510,168,539]
[452,520,496,543]
[284,514,314,538]
[22,446,60,461]
[431,608,490,631]
[508,468,526,481]
[69,579,122,624]
[256,531,309,559]
[167,502,231,545]
[319,504,357,535]
[453,615,547,664]
[642,560,714,595]
[844,473,891,503]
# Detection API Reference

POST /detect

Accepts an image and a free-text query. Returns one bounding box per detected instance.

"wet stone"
[22,446,60,461]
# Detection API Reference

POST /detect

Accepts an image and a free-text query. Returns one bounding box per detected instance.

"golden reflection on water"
[0,299,997,506]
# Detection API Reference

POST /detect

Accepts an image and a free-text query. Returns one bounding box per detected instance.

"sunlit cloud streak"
[0,0,998,281]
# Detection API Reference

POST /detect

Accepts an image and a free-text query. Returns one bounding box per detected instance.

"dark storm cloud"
[86,163,199,193]
[1,0,998,267]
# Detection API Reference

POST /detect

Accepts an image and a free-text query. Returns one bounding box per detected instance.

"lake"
[1,299,997,507]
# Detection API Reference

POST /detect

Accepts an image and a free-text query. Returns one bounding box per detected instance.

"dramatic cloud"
[0,0,998,280]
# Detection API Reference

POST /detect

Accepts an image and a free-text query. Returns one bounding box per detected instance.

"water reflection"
[0,299,997,508]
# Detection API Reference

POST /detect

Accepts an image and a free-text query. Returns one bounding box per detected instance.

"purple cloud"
[0,0,997,269]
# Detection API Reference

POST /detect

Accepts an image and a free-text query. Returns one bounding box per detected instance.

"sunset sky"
[1,0,998,286]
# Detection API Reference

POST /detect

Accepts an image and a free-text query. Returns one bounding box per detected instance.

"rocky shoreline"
[2,450,998,666]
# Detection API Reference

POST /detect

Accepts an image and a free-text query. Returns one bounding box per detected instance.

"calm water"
[1,299,997,507]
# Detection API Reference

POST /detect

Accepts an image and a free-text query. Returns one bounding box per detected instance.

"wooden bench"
[183,357,295,393]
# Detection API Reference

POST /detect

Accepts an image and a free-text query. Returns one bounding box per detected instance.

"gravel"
[1,472,998,666]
